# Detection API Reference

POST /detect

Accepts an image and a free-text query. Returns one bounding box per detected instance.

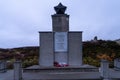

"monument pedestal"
[39,31,83,67]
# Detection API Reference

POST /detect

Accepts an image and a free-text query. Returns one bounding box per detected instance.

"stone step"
[23,66,99,73]
[23,72,101,80]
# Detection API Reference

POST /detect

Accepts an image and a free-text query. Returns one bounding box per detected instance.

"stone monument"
[39,3,82,67]
[23,3,98,80]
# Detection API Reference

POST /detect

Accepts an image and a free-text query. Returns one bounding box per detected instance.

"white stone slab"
[54,32,68,52]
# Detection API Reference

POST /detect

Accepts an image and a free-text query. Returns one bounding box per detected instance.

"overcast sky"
[0,0,120,48]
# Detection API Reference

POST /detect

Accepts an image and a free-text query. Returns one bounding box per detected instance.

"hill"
[83,40,120,59]
[83,40,120,66]
[0,46,39,68]
[115,39,120,45]
[0,40,120,68]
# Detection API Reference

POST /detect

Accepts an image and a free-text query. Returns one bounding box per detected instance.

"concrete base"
[24,64,98,72]
[23,65,101,80]
[23,72,101,80]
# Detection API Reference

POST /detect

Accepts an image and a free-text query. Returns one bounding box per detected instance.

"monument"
[23,3,99,80]
[39,3,82,67]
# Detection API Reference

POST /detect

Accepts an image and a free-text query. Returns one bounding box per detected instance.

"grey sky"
[0,0,120,48]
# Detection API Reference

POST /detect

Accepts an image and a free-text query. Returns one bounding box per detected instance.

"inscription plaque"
[54,32,68,52]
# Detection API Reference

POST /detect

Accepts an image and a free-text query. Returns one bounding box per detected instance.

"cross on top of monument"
[54,3,67,14]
